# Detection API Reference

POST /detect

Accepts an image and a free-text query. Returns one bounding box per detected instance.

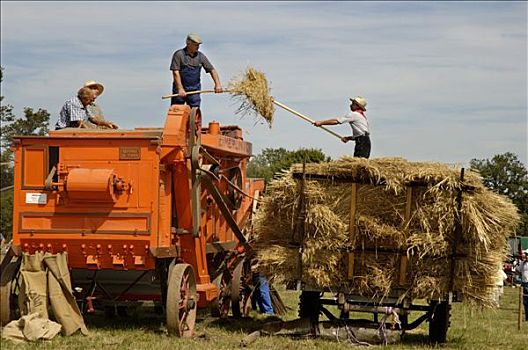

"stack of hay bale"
[253,157,519,307]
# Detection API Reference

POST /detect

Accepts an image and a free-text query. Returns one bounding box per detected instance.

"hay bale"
[254,157,520,307]
[228,66,275,126]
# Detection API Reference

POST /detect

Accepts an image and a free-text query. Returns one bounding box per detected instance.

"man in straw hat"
[314,96,371,158]
[170,33,223,107]
[55,87,96,130]
[82,80,119,129]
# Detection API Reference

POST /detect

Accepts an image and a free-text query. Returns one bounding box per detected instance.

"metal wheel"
[231,260,251,318]
[166,263,197,337]
[225,167,243,210]
[0,260,21,326]
[211,271,231,318]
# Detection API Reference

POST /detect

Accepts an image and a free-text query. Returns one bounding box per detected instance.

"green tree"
[470,152,528,235]
[247,147,330,184]
[1,67,50,240]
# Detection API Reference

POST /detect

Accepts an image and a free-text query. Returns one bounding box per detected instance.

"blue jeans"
[252,273,274,314]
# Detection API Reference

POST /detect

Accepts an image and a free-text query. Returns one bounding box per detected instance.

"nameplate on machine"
[26,193,47,204]
[119,147,141,160]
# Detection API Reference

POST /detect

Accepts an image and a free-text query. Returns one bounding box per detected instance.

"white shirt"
[516,260,528,283]
[336,110,370,138]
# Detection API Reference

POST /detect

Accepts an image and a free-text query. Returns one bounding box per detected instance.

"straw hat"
[350,96,367,110]
[83,80,104,95]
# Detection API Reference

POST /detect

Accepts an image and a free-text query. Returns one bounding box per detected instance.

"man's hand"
[214,85,223,93]
[107,121,119,129]
[178,89,187,98]
[314,121,322,127]
[341,136,353,143]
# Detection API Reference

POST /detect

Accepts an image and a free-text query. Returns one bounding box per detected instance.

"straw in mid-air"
[228,67,275,127]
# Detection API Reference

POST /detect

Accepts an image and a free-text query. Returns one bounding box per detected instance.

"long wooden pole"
[272,99,344,140]
[161,92,346,141]
[161,89,231,100]
[519,284,523,330]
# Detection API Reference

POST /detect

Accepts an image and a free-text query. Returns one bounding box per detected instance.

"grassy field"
[1,286,525,350]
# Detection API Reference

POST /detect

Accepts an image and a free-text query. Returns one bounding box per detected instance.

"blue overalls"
[171,52,202,107]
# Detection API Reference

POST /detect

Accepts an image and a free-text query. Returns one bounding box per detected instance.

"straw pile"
[253,157,519,307]
[228,66,275,126]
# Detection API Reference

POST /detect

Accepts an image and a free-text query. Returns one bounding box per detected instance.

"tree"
[470,152,528,235]
[0,67,50,240]
[247,147,330,184]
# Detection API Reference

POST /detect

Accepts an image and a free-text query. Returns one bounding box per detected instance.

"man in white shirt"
[314,96,371,158]
[515,252,528,321]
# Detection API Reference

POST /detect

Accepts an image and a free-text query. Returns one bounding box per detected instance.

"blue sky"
[1,1,526,165]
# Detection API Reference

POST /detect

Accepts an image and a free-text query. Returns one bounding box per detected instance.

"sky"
[1,1,527,166]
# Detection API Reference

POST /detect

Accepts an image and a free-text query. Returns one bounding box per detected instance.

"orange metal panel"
[22,146,47,188]
[201,134,252,157]
[19,212,150,234]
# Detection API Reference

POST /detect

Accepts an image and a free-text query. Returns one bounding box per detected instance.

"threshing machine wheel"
[0,260,21,326]
[210,271,231,318]
[166,263,197,337]
[225,167,243,210]
[428,300,451,343]
[231,260,252,318]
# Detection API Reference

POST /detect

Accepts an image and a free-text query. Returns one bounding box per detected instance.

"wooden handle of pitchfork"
[161,89,231,100]
[272,99,345,141]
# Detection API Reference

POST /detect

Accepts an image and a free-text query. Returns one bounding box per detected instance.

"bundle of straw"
[253,157,520,308]
[228,67,275,126]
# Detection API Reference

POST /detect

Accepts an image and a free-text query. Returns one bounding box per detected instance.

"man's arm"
[314,118,340,127]
[172,70,186,97]
[209,69,223,93]
[88,116,119,129]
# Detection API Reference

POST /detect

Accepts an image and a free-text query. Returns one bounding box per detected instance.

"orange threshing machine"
[0,105,264,336]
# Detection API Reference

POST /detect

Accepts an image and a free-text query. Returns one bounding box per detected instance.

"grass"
[1,286,525,350]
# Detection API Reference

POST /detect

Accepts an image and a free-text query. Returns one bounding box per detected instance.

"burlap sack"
[18,252,48,319]
[15,252,88,336]
[44,252,88,335]
[1,312,61,343]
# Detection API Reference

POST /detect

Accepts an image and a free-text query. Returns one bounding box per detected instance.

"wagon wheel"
[0,259,22,326]
[166,263,197,337]
[210,270,231,318]
[231,260,252,318]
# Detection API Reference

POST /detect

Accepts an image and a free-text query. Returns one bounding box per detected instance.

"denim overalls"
[171,52,202,107]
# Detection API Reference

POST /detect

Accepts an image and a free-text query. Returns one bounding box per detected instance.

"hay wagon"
[0,105,264,336]
[255,158,518,344]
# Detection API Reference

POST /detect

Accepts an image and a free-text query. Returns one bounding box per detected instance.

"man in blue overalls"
[170,33,223,107]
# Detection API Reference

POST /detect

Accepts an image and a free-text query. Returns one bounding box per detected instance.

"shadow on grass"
[81,305,281,335]
[205,314,282,334]
[82,306,167,333]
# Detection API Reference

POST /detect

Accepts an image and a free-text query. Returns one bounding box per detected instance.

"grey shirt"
[170,48,214,73]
